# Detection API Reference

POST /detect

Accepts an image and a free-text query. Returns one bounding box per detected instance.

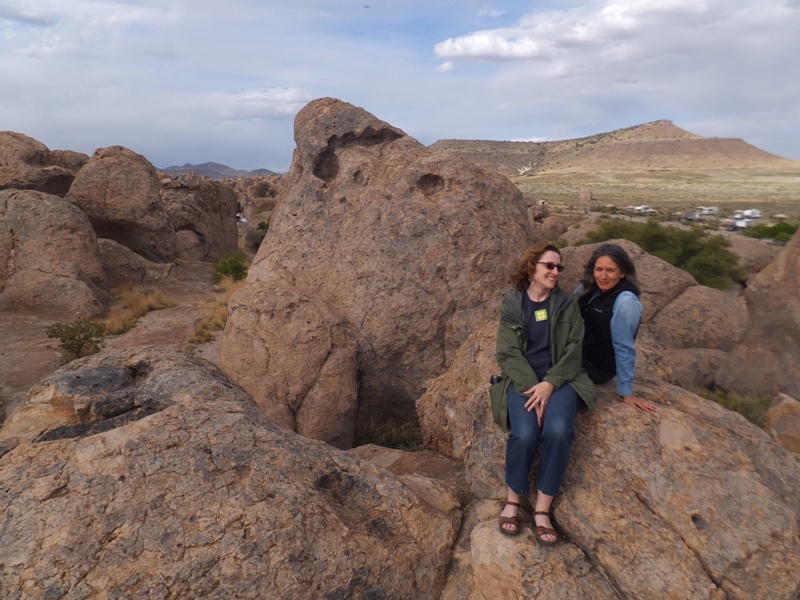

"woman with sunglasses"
[491,242,596,544]
[577,243,657,413]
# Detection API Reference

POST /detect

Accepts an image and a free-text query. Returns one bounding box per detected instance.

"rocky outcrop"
[0,347,460,599]
[0,189,108,316]
[417,322,800,599]
[160,173,239,261]
[66,146,177,262]
[97,238,174,289]
[728,234,780,282]
[656,348,729,392]
[717,228,800,398]
[219,98,532,447]
[0,132,85,196]
[764,393,800,454]
[645,285,747,352]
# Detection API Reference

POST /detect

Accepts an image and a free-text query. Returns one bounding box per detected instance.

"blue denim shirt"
[609,291,642,396]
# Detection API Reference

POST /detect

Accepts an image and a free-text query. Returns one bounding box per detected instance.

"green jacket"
[490,287,596,432]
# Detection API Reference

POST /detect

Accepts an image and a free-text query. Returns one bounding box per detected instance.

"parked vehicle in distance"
[682,212,700,222]
[634,204,652,213]
[699,206,719,216]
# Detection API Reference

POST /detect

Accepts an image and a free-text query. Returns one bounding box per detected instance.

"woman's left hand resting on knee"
[525,381,555,425]
[622,395,657,413]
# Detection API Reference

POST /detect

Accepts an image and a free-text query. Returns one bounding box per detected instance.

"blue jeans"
[505,381,581,496]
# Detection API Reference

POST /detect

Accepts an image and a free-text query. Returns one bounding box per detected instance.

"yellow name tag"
[534,309,548,322]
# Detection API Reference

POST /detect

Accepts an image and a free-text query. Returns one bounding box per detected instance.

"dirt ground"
[0,261,223,424]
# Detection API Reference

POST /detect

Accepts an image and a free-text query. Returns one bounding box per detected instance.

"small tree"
[212,250,248,283]
[46,318,106,360]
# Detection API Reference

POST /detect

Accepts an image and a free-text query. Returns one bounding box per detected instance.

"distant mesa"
[429,119,799,176]
[159,161,276,179]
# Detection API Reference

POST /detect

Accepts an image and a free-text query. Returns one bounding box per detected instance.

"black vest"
[579,278,639,384]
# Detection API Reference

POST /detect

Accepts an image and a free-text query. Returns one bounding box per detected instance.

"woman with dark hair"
[578,243,657,413]
[490,242,595,544]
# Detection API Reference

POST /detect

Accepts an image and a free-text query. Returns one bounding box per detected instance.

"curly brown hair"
[509,242,562,291]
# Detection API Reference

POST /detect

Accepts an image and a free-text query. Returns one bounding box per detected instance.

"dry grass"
[104,288,177,335]
[187,276,245,346]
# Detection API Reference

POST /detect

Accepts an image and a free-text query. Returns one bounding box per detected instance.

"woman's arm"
[611,292,657,412]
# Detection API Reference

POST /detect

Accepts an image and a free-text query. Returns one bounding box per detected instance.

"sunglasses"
[537,261,565,273]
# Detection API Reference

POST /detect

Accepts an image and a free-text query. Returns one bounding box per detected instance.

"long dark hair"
[579,243,641,295]
[509,242,562,292]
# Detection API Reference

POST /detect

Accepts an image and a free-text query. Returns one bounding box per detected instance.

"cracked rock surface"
[0,347,460,599]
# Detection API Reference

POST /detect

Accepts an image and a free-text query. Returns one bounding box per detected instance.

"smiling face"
[593,255,625,291]
[529,250,563,294]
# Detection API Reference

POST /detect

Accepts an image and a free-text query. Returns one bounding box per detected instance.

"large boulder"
[716,228,800,398]
[0,347,460,599]
[219,98,532,447]
[65,146,177,262]
[645,285,747,352]
[417,322,800,599]
[160,173,239,261]
[0,132,85,196]
[0,189,108,316]
[97,238,174,289]
[728,234,780,283]
[764,393,800,454]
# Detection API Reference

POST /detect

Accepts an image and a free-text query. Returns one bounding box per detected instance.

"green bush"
[257,221,269,231]
[46,318,106,359]
[582,219,745,289]
[212,250,248,283]
[697,389,772,426]
[742,221,797,242]
[354,421,424,451]
[254,181,276,198]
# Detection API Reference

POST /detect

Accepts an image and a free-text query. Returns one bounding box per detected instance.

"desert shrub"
[257,221,269,231]
[212,250,248,283]
[254,181,276,198]
[742,221,798,243]
[697,389,772,426]
[188,276,245,347]
[46,318,105,360]
[104,288,176,335]
[354,421,424,451]
[582,219,744,289]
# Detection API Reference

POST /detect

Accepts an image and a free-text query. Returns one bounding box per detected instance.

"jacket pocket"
[489,377,510,433]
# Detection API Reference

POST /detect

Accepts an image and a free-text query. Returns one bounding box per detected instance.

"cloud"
[435,60,455,72]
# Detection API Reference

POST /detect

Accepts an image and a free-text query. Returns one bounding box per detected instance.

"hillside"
[430,120,800,212]
[160,161,276,179]
[429,120,797,176]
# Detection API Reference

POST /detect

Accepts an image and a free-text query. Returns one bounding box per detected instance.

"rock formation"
[97,239,174,289]
[160,173,239,261]
[645,285,746,352]
[0,347,460,599]
[417,320,800,599]
[764,393,800,454]
[0,189,108,316]
[716,227,800,398]
[219,98,532,447]
[66,146,177,262]
[0,132,86,197]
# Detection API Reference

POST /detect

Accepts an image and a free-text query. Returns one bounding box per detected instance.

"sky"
[2,0,799,172]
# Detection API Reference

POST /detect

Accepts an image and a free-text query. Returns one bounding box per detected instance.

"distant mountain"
[428,120,799,177]
[159,162,276,179]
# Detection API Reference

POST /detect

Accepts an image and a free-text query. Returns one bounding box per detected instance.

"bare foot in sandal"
[534,511,557,545]
[498,501,521,536]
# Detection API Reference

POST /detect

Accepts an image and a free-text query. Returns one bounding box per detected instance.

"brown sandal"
[498,501,521,536]
[534,511,558,546]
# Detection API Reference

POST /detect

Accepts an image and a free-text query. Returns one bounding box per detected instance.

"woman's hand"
[622,395,657,413]
[524,381,556,426]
